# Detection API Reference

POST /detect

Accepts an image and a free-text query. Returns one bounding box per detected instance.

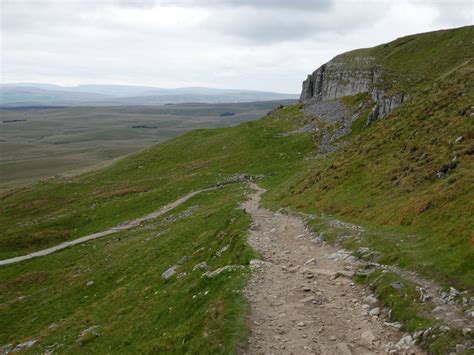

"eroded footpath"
[242,183,423,354]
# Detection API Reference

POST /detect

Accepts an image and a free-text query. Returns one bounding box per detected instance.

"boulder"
[161,266,178,280]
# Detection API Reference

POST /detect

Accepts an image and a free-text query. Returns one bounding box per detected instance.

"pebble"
[369,307,380,316]
[361,330,375,344]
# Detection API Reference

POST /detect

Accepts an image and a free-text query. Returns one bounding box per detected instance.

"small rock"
[417,286,431,303]
[396,334,415,349]
[301,296,315,303]
[336,342,352,355]
[364,295,378,304]
[390,281,403,289]
[305,257,316,265]
[432,305,446,313]
[454,136,464,144]
[297,322,305,327]
[361,330,375,344]
[439,325,451,333]
[330,335,337,341]
[202,265,244,278]
[161,266,178,280]
[302,286,312,292]
[462,327,471,336]
[215,244,229,257]
[413,330,424,339]
[249,259,266,268]
[193,261,208,271]
[48,323,58,331]
[369,307,380,316]
[422,328,432,339]
[464,309,474,318]
[13,340,37,351]
[77,326,99,344]
[177,256,188,265]
[0,344,13,353]
[86,281,94,287]
[455,344,465,353]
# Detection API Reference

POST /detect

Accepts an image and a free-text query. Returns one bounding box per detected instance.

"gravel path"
[0,187,218,266]
[242,183,423,354]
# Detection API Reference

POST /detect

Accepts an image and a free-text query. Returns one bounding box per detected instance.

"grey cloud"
[155,0,332,9]
[205,1,386,44]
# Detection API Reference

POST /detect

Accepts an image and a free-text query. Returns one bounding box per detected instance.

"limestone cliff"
[300,54,406,125]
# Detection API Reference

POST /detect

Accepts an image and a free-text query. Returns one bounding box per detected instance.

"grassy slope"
[264,26,474,290]
[1,27,473,353]
[0,106,313,352]
[0,105,312,260]
[1,186,253,353]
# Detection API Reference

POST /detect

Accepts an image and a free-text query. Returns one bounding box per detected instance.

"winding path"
[0,186,218,266]
[242,183,422,354]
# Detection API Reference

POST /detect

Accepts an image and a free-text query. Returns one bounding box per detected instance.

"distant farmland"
[0,100,295,190]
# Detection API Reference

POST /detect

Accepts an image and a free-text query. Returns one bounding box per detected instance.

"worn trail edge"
[0,186,219,266]
[242,182,423,354]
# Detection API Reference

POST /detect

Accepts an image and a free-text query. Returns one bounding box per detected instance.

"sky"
[1,0,473,93]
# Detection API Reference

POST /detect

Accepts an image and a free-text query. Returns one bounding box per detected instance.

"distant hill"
[0,83,298,107]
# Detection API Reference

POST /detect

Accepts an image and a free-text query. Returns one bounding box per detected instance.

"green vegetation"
[1,185,256,353]
[265,57,474,291]
[1,26,473,353]
[334,25,473,92]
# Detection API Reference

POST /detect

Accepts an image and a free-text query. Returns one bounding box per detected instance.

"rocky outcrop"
[300,56,405,125]
[300,61,376,102]
[366,91,406,126]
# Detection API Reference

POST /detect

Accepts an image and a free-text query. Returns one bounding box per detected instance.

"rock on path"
[242,183,423,354]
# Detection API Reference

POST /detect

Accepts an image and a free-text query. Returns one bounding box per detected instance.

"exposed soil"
[242,183,423,354]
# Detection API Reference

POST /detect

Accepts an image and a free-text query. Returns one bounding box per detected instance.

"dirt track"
[242,183,422,354]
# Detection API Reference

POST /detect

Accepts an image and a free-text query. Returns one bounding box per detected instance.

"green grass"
[0,107,313,259]
[264,61,474,291]
[0,185,257,353]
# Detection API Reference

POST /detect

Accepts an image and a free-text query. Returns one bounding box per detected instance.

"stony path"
[242,183,422,354]
[0,186,218,266]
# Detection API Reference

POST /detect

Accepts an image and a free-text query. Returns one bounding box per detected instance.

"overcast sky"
[1,0,472,93]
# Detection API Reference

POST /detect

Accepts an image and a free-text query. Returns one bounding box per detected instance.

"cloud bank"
[1,0,472,92]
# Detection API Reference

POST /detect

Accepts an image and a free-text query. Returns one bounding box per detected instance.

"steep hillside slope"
[1,26,473,354]
[267,25,474,289]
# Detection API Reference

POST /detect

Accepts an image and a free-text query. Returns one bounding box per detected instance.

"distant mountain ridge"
[0,83,298,107]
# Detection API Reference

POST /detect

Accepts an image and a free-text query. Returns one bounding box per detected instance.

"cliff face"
[300,56,405,125]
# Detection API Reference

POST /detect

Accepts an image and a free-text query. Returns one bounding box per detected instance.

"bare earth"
[242,183,423,355]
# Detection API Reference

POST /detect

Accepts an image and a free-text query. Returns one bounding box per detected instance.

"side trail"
[0,186,219,266]
[242,182,422,355]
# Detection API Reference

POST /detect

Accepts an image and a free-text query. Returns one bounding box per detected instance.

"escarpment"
[300,54,406,126]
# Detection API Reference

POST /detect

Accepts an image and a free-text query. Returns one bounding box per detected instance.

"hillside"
[0,100,295,190]
[1,26,473,354]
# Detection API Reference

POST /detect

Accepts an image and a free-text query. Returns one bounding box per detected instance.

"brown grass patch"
[0,271,48,292]
[93,186,149,198]
[177,160,209,171]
